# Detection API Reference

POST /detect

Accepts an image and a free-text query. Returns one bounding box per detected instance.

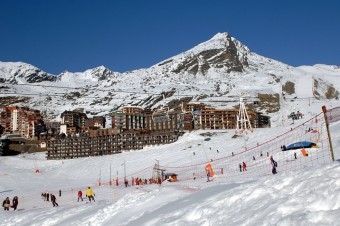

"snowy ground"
[0,118,339,225]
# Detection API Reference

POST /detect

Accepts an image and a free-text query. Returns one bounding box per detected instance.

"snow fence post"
[322,106,335,161]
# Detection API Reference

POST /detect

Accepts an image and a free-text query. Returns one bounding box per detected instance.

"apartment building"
[0,106,45,138]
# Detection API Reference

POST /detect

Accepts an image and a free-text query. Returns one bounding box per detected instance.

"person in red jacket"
[78,190,83,202]
[242,161,247,171]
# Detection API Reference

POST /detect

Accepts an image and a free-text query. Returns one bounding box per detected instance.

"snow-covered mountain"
[0,32,339,123]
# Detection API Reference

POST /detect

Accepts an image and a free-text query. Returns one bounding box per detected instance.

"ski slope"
[0,119,339,225]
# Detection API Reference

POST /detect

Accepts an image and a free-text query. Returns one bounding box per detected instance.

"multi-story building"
[112,104,269,132]
[182,103,270,130]
[46,104,270,159]
[112,107,186,132]
[0,106,11,133]
[47,129,183,159]
[9,106,23,133]
[23,109,45,138]
[88,116,106,129]
[60,111,88,132]
[0,106,45,138]
[45,121,61,135]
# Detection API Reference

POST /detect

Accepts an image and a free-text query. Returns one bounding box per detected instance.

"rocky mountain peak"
[85,66,116,80]
[158,33,250,75]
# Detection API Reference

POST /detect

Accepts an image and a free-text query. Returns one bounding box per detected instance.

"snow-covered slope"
[0,62,56,83]
[0,32,339,122]
[0,118,339,225]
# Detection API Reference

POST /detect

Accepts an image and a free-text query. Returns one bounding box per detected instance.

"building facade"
[60,111,88,133]
[47,129,183,159]
[0,106,45,138]
[88,116,106,129]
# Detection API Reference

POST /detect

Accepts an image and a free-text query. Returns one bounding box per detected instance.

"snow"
[0,117,340,225]
[1,33,340,225]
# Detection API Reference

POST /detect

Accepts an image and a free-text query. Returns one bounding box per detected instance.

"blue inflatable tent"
[284,141,317,151]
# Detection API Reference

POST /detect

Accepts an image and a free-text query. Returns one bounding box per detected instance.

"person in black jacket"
[11,196,18,211]
[270,156,277,174]
[2,197,10,211]
[51,194,58,207]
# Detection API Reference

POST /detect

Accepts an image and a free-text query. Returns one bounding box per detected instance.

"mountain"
[0,32,339,124]
[0,61,56,83]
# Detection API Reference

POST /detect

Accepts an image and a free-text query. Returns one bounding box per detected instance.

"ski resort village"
[0,100,271,159]
[0,32,340,225]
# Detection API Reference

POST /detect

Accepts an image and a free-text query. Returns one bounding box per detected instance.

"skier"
[59,189,62,197]
[85,187,95,202]
[2,197,10,211]
[253,156,256,161]
[77,190,83,202]
[51,194,58,207]
[239,163,242,172]
[270,156,277,174]
[124,179,128,188]
[206,170,211,182]
[242,162,247,171]
[11,196,18,211]
[294,152,297,159]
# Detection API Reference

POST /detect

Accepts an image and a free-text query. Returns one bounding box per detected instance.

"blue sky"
[0,0,339,75]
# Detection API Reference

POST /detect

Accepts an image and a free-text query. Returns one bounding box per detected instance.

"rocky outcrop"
[171,34,248,75]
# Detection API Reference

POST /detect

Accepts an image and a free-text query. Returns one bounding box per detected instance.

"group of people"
[77,187,95,203]
[239,162,247,172]
[41,192,58,207]
[2,196,18,211]
[128,177,158,186]
[238,154,278,175]
[39,187,95,208]
[38,187,95,208]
